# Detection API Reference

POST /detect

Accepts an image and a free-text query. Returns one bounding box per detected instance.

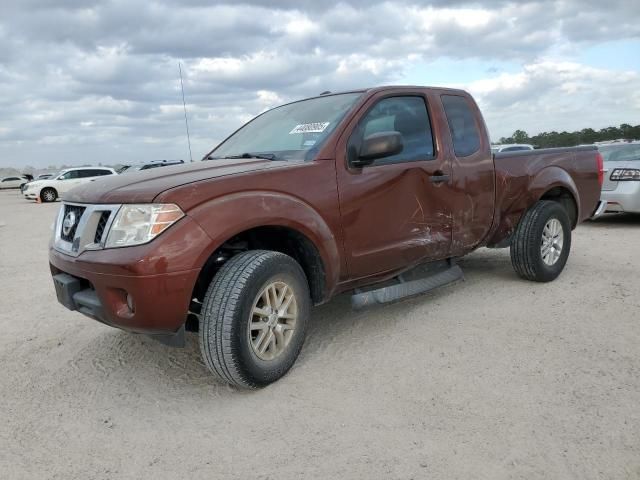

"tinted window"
[58,171,79,180]
[441,95,481,157]
[2,177,19,182]
[502,146,530,152]
[78,169,112,178]
[349,96,434,165]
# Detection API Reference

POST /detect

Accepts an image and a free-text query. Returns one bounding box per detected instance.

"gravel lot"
[1,189,639,480]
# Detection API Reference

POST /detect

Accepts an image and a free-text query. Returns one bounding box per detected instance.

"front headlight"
[105,204,184,248]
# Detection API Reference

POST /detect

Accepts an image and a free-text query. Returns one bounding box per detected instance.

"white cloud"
[0,0,638,166]
[465,61,640,139]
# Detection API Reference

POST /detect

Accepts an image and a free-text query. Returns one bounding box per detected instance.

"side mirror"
[353,131,403,167]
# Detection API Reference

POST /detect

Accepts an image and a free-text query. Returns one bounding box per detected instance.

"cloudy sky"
[0,0,639,168]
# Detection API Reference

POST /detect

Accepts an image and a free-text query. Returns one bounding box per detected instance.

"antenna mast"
[178,62,193,162]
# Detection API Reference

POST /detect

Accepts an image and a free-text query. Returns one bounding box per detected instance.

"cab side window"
[349,96,434,166]
[79,169,111,178]
[58,171,79,180]
[441,95,481,157]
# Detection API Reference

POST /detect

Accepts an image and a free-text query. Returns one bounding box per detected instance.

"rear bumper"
[600,182,640,213]
[590,200,608,219]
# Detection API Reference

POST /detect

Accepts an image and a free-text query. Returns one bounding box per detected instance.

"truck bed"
[487,145,601,246]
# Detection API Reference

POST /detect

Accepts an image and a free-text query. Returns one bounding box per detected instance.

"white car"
[0,176,29,190]
[598,142,640,214]
[23,167,117,202]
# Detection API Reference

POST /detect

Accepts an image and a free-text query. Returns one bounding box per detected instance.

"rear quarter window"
[441,95,481,157]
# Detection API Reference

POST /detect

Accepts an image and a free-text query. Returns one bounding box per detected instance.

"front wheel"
[510,200,572,282]
[199,250,310,389]
[40,188,57,203]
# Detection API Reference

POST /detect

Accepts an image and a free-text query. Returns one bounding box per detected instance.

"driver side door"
[336,93,453,279]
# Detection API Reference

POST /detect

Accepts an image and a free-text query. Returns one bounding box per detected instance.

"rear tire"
[41,188,57,203]
[199,250,310,389]
[510,200,571,282]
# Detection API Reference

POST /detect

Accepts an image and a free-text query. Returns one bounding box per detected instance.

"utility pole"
[179,62,193,162]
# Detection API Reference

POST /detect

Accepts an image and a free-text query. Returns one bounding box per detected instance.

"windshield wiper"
[223,152,277,161]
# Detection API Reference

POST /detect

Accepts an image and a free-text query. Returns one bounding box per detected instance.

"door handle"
[430,171,449,184]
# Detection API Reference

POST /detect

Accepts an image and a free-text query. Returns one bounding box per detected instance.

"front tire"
[40,188,57,203]
[510,200,572,282]
[199,250,310,389]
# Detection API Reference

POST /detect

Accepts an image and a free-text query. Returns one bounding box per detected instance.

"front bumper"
[49,214,212,338]
[600,181,640,213]
[50,250,199,335]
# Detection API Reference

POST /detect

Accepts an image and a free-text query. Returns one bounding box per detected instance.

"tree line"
[497,124,640,148]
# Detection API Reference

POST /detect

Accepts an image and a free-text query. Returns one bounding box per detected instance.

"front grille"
[60,205,86,242]
[55,203,121,257]
[94,211,111,244]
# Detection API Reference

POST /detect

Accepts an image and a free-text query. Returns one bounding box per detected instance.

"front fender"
[187,190,341,296]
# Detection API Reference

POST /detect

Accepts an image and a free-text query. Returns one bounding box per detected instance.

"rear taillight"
[596,152,604,187]
[610,168,640,181]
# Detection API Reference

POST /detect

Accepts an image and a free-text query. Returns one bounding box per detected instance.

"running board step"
[351,264,464,310]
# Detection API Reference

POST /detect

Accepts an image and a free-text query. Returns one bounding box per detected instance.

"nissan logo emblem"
[62,211,77,237]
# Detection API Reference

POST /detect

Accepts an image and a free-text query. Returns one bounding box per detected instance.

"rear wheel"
[510,200,571,282]
[40,188,57,202]
[199,250,310,389]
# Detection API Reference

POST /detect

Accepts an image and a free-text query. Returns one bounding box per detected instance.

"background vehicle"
[597,142,640,213]
[119,159,185,173]
[21,173,55,193]
[49,86,602,389]
[0,176,28,190]
[491,143,535,153]
[23,167,116,202]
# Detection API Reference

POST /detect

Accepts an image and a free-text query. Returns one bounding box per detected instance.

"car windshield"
[599,144,640,162]
[208,92,363,162]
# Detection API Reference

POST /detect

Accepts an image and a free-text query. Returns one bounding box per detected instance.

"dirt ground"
[0,189,638,480]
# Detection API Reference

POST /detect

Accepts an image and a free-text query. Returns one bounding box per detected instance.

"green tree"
[512,129,530,143]
[496,124,640,148]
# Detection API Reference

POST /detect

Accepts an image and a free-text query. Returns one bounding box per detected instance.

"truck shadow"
[73,248,514,396]
[588,213,640,228]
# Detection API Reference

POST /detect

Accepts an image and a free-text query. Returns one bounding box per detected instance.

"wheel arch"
[486,166,580,247]
[539,185,578,228]
[530,166,580,228]
[191,224,328,308]
[187,191,340,320]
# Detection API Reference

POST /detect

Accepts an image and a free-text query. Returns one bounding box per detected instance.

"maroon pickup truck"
[50,86,605,388]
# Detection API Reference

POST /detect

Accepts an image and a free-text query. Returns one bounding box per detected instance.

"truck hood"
[64,158,289,204]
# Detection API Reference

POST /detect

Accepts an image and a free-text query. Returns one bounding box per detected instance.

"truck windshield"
[208,92,363,162]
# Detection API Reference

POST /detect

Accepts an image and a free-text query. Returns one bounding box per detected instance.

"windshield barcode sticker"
[289,122,330,134]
